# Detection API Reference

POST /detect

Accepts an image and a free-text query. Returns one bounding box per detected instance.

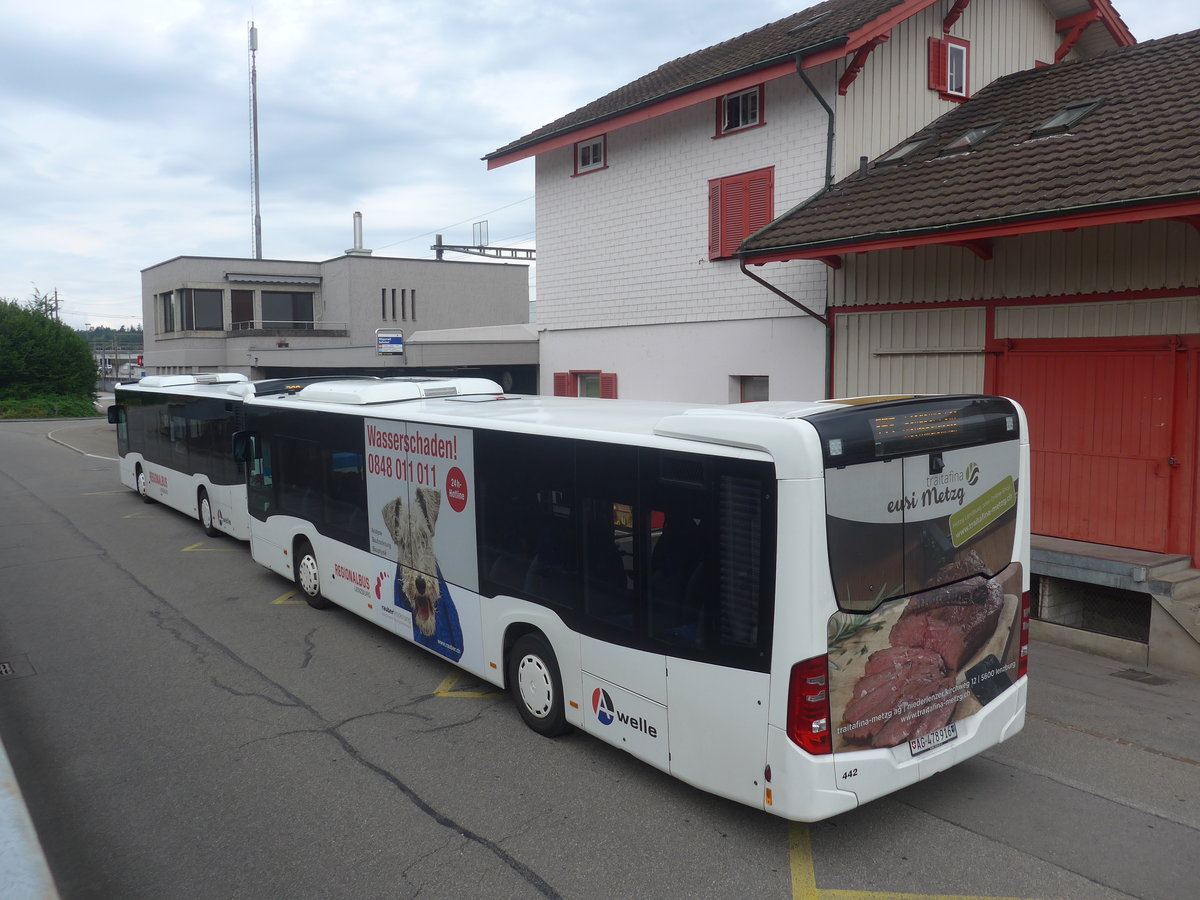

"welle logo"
[591,687,658,738]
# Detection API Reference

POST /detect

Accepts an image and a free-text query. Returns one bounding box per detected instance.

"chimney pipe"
[346,210,372,256]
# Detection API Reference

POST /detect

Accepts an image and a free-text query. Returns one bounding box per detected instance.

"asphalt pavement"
[3,416,1199,899]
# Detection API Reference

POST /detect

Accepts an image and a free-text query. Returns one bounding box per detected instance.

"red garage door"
[992,338,1182,553]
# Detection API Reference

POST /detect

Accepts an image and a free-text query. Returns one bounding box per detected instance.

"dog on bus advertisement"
[364,419,481,670]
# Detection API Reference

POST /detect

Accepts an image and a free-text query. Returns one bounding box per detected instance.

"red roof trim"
[801,0,943,67]
[489,0,955,169]
[942,0,971,35]
[487,61,795,169]
[831,287,1200,316]
[741,198,1200,264]
[1093,0,1136,47]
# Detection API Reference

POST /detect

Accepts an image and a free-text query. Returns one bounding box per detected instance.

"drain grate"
[0,655,36,682]
[1110,668,1171,686]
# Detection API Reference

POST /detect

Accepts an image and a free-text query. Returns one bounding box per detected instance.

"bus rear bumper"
[764,677,1027,822]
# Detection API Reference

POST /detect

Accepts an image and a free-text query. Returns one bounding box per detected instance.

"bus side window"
[645,451,712,649]
[578,442,638,630]
[478,431,578,610]
[647,507,706,646]
[244,433,273,520]
[716,474,765,649]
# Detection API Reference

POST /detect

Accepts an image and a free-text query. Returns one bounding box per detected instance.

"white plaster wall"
[539,316,828,404]
[533,70,834,336]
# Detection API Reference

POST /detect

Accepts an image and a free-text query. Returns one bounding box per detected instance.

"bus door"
[813,398,1024,783]
[657,458,775,807]
[575,443,672,771]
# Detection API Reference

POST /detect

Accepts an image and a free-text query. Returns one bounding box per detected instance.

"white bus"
[235,377,1030,821]
[108,373,368,540]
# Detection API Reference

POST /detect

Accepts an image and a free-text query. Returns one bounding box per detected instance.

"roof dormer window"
[1032,100,1102,137]
[877,137,931,166]
[941,121,1004,154]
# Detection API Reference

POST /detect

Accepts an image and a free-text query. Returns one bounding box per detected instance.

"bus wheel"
[198,489,218,537]
[295,539,332,609]
[136,466,153,504]
[508,633,570,737]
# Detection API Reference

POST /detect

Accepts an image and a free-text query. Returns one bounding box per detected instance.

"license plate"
[909,722,957,757]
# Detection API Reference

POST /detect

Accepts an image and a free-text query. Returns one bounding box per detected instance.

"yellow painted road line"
[271,591,307,605]
[790,823,1060,900]
[181,541,239,552]
[790,823,819,900]
[433,672,502,699]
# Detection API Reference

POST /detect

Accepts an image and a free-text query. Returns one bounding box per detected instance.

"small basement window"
[1032,100,1102,137]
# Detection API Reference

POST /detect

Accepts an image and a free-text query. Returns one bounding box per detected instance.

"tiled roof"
[740,28,1200,257]
[485,0,918,159]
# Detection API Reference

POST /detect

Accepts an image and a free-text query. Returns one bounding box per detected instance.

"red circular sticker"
[445,466,468,512]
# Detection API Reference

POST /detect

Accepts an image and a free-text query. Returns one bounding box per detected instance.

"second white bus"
[233,377,1030,821]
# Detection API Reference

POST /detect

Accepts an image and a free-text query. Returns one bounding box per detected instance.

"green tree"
[0,298,98,417]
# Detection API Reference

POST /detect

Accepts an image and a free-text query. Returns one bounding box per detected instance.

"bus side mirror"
[232,431,259,462]
[107,405,122,425]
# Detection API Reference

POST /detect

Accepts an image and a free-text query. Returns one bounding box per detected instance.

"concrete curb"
[0,732,59,899]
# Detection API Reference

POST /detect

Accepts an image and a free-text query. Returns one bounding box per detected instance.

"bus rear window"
[813,396,1022,612]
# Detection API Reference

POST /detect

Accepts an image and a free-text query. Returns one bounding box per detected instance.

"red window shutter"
[708,181,722,260]
[711,167,775,258]
[928,37,948,92]
[747,168,774,236]
[553,372,576,397]
[721,178,747,258]
[599,373,618,399]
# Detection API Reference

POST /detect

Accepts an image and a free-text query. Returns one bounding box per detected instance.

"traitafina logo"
[966,462,980,486]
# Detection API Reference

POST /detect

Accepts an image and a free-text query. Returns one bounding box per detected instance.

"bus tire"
[295,539,333,609]
[136,465,153,504]
[508,633,570,738]
[198,488,218,537]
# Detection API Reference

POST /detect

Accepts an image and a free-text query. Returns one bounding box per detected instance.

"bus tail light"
[1018,589,1030,680]
[787,655,832,755]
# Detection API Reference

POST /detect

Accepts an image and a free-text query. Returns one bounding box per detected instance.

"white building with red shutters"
[486,0,1133,402]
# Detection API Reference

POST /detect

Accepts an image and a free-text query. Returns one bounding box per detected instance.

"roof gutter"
[794,51,836,191]
[735,47,842,398]
[740,193,1200,263]
[485,37,850,165]
[734,49,840,332]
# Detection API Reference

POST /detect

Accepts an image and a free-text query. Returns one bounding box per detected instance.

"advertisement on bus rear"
[364,419,482,673]
[823,442,1023,754]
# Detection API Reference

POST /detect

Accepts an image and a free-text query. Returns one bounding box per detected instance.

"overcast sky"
[0,1,1194,329]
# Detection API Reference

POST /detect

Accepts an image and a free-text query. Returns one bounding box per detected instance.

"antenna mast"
[248,22,263,259]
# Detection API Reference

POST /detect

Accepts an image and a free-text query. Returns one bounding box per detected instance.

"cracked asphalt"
[2,418,1198,900]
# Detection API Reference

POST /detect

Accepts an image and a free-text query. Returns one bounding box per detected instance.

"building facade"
[486,0,1130,402]
[740,28,1200,672]
[141,252,536,392]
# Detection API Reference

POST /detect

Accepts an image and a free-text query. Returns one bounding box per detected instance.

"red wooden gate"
[991,337,1182,553]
